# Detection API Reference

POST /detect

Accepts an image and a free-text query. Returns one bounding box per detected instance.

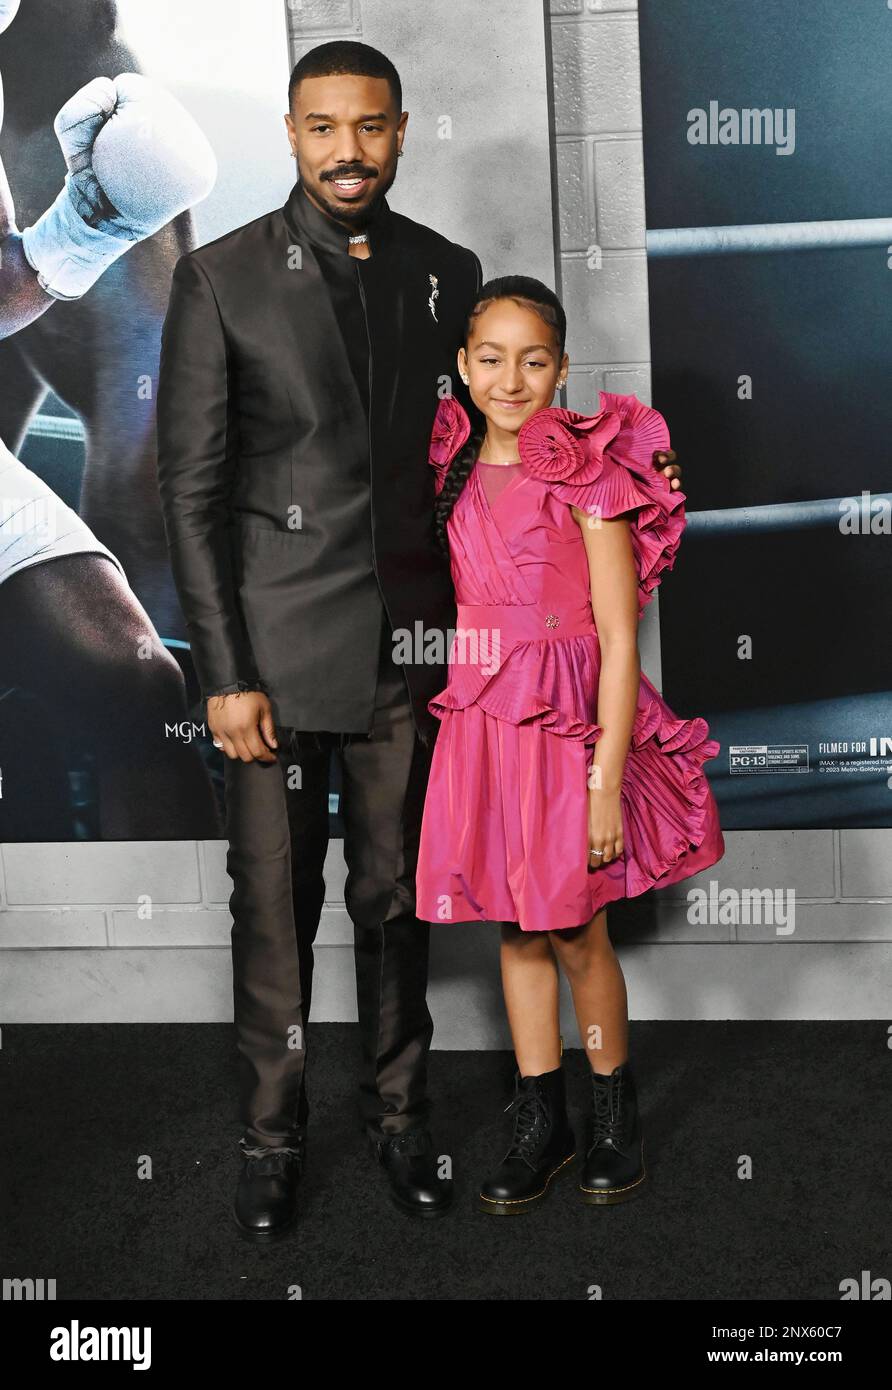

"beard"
[300,157,398,230]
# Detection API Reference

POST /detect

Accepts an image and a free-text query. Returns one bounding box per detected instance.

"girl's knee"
[549,926,586,970]
[550,914,610,970]
[501,921,552,954]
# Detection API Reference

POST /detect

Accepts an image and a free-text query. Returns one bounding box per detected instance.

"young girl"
[415,276,725,1214]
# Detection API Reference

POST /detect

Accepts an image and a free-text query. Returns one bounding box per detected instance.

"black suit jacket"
[156,178,481,741]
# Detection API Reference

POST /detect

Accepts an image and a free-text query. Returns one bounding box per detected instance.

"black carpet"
[2,1022,889,1301]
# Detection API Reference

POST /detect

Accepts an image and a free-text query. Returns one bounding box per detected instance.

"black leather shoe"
[371,1127,453,1219]
[579,1061,647,1204]
[478,1066,576,1215]
[233,1136,305,1242]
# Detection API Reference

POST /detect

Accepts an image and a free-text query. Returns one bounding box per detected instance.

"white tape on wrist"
[21,175,133,301]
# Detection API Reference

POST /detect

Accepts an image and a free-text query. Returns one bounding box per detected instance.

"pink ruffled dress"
[414,391,725,933]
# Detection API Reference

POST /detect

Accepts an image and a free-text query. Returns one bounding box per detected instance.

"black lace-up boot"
[233,1135,305,1242]
[371,1127,453,1218]
[478,1066,576,1215]
[579,1061,647,1204]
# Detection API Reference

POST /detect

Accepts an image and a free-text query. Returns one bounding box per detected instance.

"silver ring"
[590,849,604,857]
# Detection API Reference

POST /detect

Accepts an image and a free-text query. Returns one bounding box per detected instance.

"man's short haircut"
[288,40,402,114]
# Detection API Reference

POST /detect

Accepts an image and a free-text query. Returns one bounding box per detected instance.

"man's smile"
[326,172,376,199]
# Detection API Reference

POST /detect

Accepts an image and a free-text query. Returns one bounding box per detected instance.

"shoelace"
[587,1074,628,1156]
[503,1088,549,1171]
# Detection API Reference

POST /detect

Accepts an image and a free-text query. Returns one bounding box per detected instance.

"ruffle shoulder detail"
[428,394,472,497]
[517,394,685,615]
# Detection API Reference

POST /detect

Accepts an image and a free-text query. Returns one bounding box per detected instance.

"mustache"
[321,167,377,181]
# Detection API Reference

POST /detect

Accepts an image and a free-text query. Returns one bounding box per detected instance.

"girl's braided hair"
[433,276,567,556]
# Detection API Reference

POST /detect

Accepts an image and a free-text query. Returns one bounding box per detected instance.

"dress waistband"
[455,602,597,645]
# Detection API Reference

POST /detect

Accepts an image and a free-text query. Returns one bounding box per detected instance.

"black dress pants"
[223,618,435,1149]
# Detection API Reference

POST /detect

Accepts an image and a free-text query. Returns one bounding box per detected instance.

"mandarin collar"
[282,176,395,255]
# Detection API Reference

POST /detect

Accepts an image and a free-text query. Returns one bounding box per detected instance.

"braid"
[434,422,484,556]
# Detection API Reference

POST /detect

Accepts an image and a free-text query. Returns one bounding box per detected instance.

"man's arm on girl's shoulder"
[656,446,681,489]
[603,391,683,491]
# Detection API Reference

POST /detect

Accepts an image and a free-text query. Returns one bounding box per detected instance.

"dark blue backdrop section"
[640,0,892,229]
[638,0,892,829]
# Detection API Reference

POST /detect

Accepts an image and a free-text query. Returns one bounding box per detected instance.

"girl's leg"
[477,923,575,1214]
[550,910,646,1204]
[499,921,561,1074]
[549,908,628,1073]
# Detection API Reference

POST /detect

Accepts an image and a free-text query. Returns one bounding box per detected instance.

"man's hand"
[653,448,682,490]
[208,691,278,763]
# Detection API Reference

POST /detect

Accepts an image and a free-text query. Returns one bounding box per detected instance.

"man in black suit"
[157,41,480,1240]
[157,40,681,1241]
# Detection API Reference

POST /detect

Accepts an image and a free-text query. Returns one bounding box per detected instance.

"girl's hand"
[587,785,624,870]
